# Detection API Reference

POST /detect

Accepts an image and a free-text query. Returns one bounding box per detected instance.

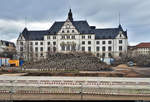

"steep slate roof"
[48,21,64,35]
[21,28,48,40]
[72,21,94,34]
[93,25,127,39]
[136,43,150,48]
[47,20,93,35]
[21,22,127,40]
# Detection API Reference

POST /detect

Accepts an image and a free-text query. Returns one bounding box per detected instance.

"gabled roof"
[136,43,150,48]
[47,20,94,35]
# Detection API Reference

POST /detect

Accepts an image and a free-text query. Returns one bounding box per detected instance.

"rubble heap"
[23,52,112,71]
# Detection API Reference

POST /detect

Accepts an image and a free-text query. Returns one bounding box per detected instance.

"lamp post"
[9,80,14,102]
[4,53,7,69]
[80,83,83,100]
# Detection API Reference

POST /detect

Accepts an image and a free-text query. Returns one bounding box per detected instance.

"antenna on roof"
[119,12,121,25]
[68,0,71,9]
[24,16,27,28]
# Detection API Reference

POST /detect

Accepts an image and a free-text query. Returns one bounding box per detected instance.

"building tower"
[68,9,73,21]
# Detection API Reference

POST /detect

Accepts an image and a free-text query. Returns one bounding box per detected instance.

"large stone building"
[135,43,150,56]
[17,9,128,61]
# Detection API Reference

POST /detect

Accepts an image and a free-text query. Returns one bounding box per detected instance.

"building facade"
[134,43,150,56]
[17,9,128,61]
[0,40,16,58]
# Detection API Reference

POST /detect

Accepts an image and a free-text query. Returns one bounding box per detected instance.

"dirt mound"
[23,52,112,71]
[116,64,129,68]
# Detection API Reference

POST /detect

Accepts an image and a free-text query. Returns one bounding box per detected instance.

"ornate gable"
[57,20,80,35]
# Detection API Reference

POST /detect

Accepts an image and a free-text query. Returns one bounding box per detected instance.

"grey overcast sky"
[0,0,150,45]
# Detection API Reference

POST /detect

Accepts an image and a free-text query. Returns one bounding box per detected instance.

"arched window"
[61,45,65,51]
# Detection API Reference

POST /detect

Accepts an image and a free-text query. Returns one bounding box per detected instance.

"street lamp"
[9,80,14,102]
[4,53,7,68]
[80,83,83,100]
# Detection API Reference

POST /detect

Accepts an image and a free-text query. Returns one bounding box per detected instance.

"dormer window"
[72,30,75,33]
[120,34,122,37]
[62,30,65,33]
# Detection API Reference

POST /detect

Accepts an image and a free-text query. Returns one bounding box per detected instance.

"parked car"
[127,61,136,67]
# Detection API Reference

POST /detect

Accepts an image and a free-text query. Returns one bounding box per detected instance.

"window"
[97,53,100,57]
[108,53,112,57]
[30,47,33,52]
[48,47,51,51]
[96,47,100,51]
[67,36,70,39]
[88,41,91,45]
[35,54,38,57]
[108,46,112,51]
[67,30,70,33]
[82,36,85,39]
[119,46,122,51]
[30,42,33,45]
[53,42,56,45]
[102,53,105,57]
[20,47,23,52]
[40,42,43,45]
[72,30,75,33]
[88,35,91,39]
[66,45,70,51]
[119,53,122,57]
[35,47,38,52]
[53,47,56,52]
[62,36,65,39]
[82,41,85,45]
[47,36,50,39]
[88,47,91,52]
[47,42,50,45]
[96,41,100,45]
[119,40,123,44]
[72,36,75,39]
[82,47,85,51]
[40,47,43,52]
[20,42,23,45]
[40,53,43,57]
[35,42,38,45]
[62,30,65,33]
[108,41,112,44]
[53,36,56,39]
[102,41,105,44]
[102,46,105,51]
[61,45,65,51]
[71,44,76,51]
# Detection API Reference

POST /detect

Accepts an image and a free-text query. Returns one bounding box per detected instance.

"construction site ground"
[0,64,150,77]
